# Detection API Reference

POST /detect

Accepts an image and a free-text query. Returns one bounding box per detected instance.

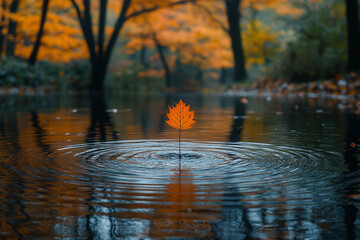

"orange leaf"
[166,99,195,130]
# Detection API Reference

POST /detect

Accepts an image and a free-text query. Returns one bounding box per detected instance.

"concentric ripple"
[0,139,353,239]
[4,139,347,207]
[54,140,344,193]
[8,140,343,183]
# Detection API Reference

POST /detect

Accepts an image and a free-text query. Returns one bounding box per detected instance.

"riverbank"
[221,73,360,114]
[1,76,359,99]
[225,73,359,99]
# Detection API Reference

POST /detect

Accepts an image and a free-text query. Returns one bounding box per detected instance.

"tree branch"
[83,0,97,62]
[29,0,50,65]
[71,0,97,65]
[125,0,197,20]
[98,0,107,60]
[103,0,131,68]
[0,0,7,56]
[192,2,229,33]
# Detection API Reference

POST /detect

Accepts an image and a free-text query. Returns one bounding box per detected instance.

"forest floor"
[222,72,360,114]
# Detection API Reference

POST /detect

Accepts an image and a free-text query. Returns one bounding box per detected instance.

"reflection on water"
[0,93,359,239]
[150,169,221,239]
[343,112,360,240]
[229,97,246,142]
[87,94,118,143]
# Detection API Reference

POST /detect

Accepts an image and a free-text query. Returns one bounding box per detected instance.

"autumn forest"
[0,0,358,93]
[1,1,360,239]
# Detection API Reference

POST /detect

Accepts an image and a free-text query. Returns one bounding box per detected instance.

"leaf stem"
[179,101,182,159]
[179,127,181,158]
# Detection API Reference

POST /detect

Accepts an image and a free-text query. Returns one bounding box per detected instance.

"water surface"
[0,93,359,239]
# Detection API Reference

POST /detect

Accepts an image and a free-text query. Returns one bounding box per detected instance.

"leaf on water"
[166,99,195,130]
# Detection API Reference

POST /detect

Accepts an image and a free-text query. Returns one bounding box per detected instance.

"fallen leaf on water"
[347,194,360,200]
[166,99,195,158]
[166,99,195,130]
[241,97,248,104]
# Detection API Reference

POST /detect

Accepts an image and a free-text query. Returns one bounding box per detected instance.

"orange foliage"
[166,99,195,130]
[243,0,303,16]
[1,0,318,71]
[138,69,164,78]
[124,2,233,79]
[123,0,305,82]
[1,0,87,62]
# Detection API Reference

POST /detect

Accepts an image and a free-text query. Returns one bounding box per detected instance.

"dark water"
[0,93,359,239]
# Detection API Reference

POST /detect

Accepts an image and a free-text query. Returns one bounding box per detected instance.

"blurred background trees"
[0,0,358,92]
[345,0,360,72]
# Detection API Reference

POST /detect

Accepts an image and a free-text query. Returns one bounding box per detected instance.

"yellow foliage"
[243,0,303,16]
[243,20,279,65]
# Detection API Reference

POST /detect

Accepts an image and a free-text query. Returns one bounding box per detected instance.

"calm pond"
[0,93,359,239]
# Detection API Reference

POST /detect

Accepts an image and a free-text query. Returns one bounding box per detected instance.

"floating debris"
[106,109,118,113]
[241,97,248,104]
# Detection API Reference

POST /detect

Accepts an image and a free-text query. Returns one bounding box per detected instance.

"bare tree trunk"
[153,35,172,88]
[197,67,203,87]
[0,0,6,56]
[225,0,247,82]
[5,0,20,57]
[71,0,131,91]
[345,0,360,72]
[220,67,227,84]
[140,44,149,68]
[90,65,107,91]
[28,0,49,65]
[71,0,193,92]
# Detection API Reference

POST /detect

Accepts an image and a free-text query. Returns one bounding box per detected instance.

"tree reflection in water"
[149,169,222,239]
[0,94,359,239]
[80,169,222,239]
[86,94,118,143]
[343,112,360,240]
[228,97,246,142]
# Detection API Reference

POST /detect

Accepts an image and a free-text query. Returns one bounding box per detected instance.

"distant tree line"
[0,0,358,91]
